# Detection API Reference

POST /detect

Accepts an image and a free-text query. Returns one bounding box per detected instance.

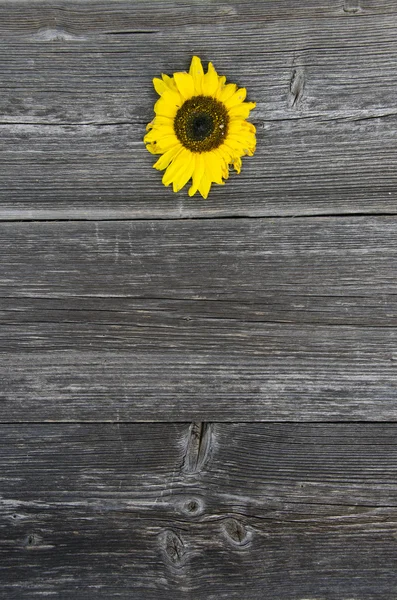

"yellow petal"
[154,90,183,118]
[203,62,219,97]
[232,156,242,174]
[224,87,247,109]
[246,122,256,134]
[228,102,256,119]
[224,136,244,154]
[214,76,227,101]
[145,143,158,155]
[228,130,256,145]
[204,153,224,185]
[153,143,183,170]
[155,134,181,153]
[155,124,176,137]
[227,129,256,148]
[225,135,256,158]
[227,120,244,135]
[189,56,204,94]
[162,148,191,187]
[144,125,174,142]
[214,148,230,179]
[173,72,195,99]
[188,154,205,197]
[161,73,177,92]
[172,152,196,192]
[228,120,256,136]
[218,82,237,103]
[189,56,204,78]
[150,115,174,128]
[198,172,212,199]
[153,77,168,96]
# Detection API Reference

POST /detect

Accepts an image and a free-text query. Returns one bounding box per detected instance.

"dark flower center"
[174,95,229,153]
[190,113,213,141]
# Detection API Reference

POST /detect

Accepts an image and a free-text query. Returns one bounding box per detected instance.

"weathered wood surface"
[2,0,397,218]
[1,216,397,421]
[3,1,397,598]
[2,422,397,599]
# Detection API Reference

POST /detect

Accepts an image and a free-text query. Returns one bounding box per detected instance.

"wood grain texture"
[2,0,397,218]
[0,216,396,421]
[2,422,397,599]
[3,2,397,596]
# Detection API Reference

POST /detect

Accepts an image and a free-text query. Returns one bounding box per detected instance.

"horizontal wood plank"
[2,1,397,36]
[3,116,397,219]
[0,216,397,421]
[2,1,397,217]
[2,422,397,599]
[3,216,397,299]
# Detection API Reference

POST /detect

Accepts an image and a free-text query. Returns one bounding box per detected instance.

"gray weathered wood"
[3,1,397,597]
[3,216,397,298]
[3,0,396,36]
[2,422,397,599]
[2,1,397,217]
[0,216,397,421]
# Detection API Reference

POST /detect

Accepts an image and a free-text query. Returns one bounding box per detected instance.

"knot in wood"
[222,518,252,548]
[161,530,186,568]
[181,496,204,517]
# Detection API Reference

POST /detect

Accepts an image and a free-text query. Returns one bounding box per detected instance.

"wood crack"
[103,30,158,35]
[182,423,214,475]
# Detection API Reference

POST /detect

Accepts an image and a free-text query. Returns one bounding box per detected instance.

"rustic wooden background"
[2,0,397,598]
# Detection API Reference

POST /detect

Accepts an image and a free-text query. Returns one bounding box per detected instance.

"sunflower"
[144,56,256,199]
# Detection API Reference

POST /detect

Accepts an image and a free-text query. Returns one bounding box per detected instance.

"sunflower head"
[144,56,256,199]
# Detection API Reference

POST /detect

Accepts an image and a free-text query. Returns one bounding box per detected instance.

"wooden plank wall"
[1,1,397,598]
